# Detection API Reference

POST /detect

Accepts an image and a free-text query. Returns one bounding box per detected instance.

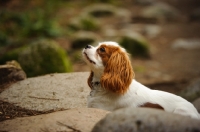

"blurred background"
[0,0,200,93]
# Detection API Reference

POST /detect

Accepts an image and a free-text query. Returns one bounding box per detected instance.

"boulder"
[0,72,90,111]
[82,4,116,18]
[82,4,131,24]
[0,108,109,132]
[143,24,162,38]
[92,107,200,132]
[171,38,200,50]
[179,78,200,102]
[119,31,150,58]
[18,39,72,77]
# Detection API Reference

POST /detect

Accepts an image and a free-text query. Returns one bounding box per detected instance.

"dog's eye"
[99,47,105,52]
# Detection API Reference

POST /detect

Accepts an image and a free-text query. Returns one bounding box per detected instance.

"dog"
[82,41,200,120]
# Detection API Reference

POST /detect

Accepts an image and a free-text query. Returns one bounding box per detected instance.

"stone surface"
[143,24,162,38]
[141,2,180,21]
[92,107,200,132]
[193,98,200,113]
[0,108,109,132]
[0,72,90,111]
[0,60,26,90]
[172,38,200,50]
[179,78,200,102]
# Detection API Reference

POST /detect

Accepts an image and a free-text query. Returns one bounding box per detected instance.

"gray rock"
[179,78,200,102]
[193,98,200,113]
[141,2,180,21]
[92,107,200,132]
[0,72,90,111]
[82,4,131,24]
[0,108,109,132]
[172,38,200,50]
[143,24,162,38]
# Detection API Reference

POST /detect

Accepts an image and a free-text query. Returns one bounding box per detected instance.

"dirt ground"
[1,0,200,122]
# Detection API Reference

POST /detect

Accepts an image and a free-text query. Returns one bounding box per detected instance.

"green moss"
[68,16,99,32]
[119,36,150,58]
[18,39,72,77]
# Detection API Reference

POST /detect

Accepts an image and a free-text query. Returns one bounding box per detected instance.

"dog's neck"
[91,68,103,81]
[92,72,101,83]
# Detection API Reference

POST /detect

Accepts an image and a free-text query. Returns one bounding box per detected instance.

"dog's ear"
[100,51,134,94]
[87,71,93,89]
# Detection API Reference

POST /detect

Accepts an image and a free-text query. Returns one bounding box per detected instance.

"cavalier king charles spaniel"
[82,41,200,119]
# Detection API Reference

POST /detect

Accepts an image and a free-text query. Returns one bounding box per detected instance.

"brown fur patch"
[98,44,134,94]
[87,71,93,89]
[140,102,164,110]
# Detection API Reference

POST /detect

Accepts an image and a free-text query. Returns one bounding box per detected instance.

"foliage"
[0,0,65,47]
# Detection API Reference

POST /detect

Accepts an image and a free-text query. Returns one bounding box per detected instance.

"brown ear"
[87,71,94,89]
[100,51,134,94]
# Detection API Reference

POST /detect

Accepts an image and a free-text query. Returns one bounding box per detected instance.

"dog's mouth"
[84,52,96,64]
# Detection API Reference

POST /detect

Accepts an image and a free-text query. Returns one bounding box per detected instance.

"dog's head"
[82,41,134,94]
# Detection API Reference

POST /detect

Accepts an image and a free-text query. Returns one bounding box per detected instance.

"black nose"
[85,45,91,49]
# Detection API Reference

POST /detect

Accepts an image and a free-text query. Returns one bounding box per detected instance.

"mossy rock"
[119,33,150,58]
[82,4,116,18]
[18,39,72,77]
[71,31,99,49]
[68,16,99,31]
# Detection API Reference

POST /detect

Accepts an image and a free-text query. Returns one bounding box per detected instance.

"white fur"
[82,41,200,120]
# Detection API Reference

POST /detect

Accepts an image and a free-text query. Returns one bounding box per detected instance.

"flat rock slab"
[0,108,109,132]
[0,72,90,111]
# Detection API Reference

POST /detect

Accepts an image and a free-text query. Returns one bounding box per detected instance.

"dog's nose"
[85,45,91,49]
